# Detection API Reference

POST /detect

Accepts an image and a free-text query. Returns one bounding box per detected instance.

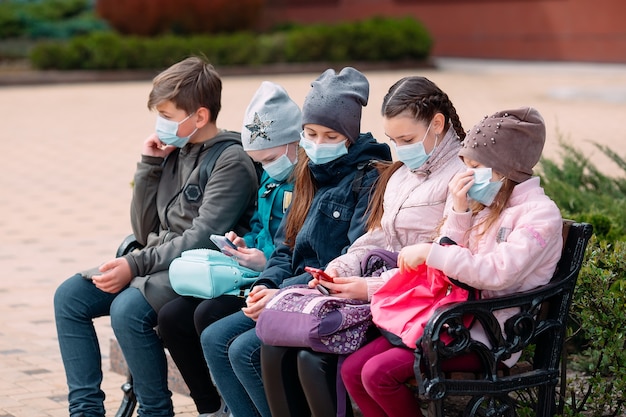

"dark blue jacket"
[253,132,392,289]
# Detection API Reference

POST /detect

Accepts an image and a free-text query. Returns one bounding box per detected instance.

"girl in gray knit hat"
[261,75,469,417]
[202,67,392,417]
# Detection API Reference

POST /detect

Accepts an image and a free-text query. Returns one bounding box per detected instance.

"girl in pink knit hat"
[341,107,564,417]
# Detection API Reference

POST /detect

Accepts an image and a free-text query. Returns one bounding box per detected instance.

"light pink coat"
[326,127,465,300]
[427,176,563,366]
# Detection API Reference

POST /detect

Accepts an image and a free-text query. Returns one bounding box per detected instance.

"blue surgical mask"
[394,122,434,170]
[299,132,348,165]
[263,145,296,182]
[468,167,503,206]
[155,113,197,148]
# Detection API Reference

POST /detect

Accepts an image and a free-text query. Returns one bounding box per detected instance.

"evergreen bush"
[0,0,106,40]
[539,142,626,416]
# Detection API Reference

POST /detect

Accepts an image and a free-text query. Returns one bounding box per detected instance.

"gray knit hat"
[301,67,369,142]
[459,107,546,183]
[242,81,302,151]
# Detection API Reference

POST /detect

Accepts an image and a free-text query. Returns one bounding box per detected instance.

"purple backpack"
[256,285,372,354]
[360,248,398,276]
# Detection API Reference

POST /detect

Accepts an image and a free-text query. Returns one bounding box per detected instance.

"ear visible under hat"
[301,67,369,142]
[242,81,302,152]
[459,107,546,183]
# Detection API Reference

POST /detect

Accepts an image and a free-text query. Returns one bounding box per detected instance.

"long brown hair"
[284,147,317,247]
[365,76,465,231]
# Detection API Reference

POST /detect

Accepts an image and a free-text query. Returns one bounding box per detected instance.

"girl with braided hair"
[260,76,466,417]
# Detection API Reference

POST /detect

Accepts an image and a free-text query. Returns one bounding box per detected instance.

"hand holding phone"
[316,284,330,296]
[305,266,334,282]
[210,234,238,251]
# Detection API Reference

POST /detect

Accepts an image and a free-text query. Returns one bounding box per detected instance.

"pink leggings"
[341,336,423,417]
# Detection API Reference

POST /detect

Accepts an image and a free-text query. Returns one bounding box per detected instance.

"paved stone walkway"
[1,58,625,416]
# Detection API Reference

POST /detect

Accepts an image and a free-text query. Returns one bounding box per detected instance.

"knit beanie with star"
[242,81,302,151]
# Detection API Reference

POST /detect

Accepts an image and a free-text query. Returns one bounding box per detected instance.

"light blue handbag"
[169,249,260,298]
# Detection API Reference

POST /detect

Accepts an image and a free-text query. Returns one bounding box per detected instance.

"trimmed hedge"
[29,16,433,70]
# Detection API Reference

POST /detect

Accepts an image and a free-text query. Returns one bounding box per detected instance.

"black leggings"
[261,345,354,417]
[158,295,246,413]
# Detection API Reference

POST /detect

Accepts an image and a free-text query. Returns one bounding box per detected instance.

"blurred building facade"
[262,0,626,63]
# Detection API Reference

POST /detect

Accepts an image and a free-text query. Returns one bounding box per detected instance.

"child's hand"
[225,247,267,272]
[91,257,132,293]
[142,133,176,158]
[449,169,474,213]
[398,243,432,273]
[319,276,369,300]
[225,231,245,248]
[242,286,277,320]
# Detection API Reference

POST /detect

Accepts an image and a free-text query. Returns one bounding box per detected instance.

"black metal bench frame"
[414,220,593,417]
[113,235,143,417]
[111,221,592,417]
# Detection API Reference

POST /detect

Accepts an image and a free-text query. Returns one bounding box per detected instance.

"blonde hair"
[435,178,517,243]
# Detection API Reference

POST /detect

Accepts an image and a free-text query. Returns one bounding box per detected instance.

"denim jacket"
[253,132,392,289]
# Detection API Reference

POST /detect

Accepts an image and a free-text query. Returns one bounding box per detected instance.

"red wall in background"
[261,0,626,63]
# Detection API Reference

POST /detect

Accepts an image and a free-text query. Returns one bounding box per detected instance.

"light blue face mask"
[299,133,348,165]
[468,167,503,206]
[155,113,197,148]
[394,122,434,170]
[263,145,296,182]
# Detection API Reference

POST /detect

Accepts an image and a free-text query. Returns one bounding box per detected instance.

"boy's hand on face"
[91,258,133,293]
[143,133,177,158]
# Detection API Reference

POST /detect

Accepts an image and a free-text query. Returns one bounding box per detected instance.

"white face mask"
[155,112,197,148]
[394,122,434,170]
[262,145,296,182]
[299,132,348,165]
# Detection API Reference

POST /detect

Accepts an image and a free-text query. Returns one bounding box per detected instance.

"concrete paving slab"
[1,58,625,416]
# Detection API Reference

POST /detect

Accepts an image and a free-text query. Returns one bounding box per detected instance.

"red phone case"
[305,266,334,282]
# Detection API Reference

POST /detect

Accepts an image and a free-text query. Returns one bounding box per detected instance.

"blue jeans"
[201,310,269,417]
[54,274,173,417]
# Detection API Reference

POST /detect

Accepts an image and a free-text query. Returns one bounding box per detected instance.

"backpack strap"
[198,135,242,190]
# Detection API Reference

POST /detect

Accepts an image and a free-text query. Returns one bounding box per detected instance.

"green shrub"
[540,142,626,416]
[29,16,433,70]
[0,3,25,39]
[539,140,626,242]
[564,238,626,417]
[0,0,105,40]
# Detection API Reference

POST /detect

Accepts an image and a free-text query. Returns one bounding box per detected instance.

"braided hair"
[365,76,465,231]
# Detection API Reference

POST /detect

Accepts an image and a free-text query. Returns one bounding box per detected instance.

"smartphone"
[305,266,334,282]
[316,284,330,296]
[210,234,237,250]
